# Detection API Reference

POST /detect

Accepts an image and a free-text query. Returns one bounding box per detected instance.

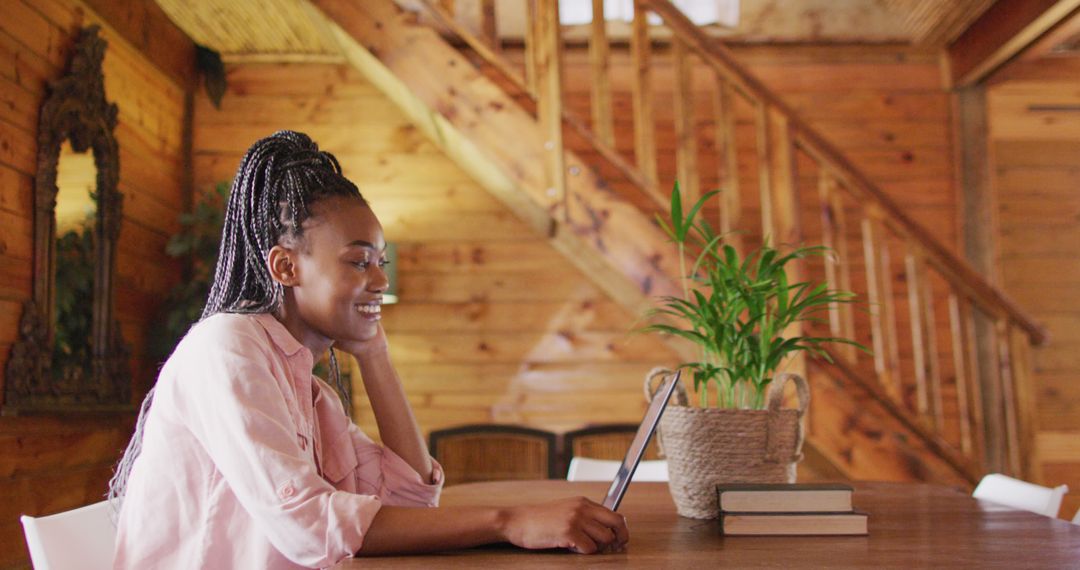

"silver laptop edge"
[601,369,681,511]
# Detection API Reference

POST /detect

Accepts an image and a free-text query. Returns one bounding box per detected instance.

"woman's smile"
[356,302,382,320]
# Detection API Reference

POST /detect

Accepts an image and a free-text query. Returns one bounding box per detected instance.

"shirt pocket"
[319,429,360,489]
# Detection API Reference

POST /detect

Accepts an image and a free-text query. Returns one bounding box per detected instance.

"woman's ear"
[267,245,300,286]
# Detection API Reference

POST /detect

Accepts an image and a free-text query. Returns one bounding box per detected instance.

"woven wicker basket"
[646,368,810,519]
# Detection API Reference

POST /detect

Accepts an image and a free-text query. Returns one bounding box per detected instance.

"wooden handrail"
[640,0,1046,347]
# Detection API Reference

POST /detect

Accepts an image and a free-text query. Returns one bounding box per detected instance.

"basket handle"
[644,367,688,406]
[764,372,810,463]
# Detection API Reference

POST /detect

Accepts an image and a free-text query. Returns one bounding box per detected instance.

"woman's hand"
[334,323,390,362]
[499,497,629,554]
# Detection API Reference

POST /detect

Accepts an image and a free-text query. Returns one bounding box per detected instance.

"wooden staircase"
[308,0,1046,485]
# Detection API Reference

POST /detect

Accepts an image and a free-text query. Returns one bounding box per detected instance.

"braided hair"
[109,131,365,511]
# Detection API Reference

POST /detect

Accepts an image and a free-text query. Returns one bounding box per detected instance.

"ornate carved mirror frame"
[3,26,130,413]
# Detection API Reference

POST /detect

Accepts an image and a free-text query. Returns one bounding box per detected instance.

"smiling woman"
[107,131,629,569]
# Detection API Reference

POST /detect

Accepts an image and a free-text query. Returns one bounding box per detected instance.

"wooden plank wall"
[191,63,680,441]
[988,78,1080,520]
[0,1,192,567]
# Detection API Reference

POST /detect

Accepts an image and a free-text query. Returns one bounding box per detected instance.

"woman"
[110,131,628,569]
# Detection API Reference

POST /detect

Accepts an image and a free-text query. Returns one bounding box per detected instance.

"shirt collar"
[252,313,310,359]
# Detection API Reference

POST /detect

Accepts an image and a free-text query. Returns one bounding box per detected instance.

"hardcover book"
[716,483,854,513]
[719,510,869,536]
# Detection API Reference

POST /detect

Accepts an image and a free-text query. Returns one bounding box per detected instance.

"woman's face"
[285,195,389,348]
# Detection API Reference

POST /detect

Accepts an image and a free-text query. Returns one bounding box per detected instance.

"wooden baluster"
[631,0,657,187]
[923,263,943,432]
[995,320,1022,476]
[1007,324,1040,481]
[819,172,842,337]
[673,37,698,204]
[589,0,614,147]
[948,293,974,456]
[524,0,537,97]
[712,77,741,254]
[905,247,943,428]
[763,106,803,378]
[880,231,902,397]
[961,297,987,466]
[862,212,901,401]
[533,0,566,218]
[481,0,499,52]
[766,107,799,248]
[904,247,928,417]
[818,171,854,361]
[755,102,772,242]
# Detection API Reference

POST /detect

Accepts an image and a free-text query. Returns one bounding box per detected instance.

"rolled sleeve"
[350,424,444,507]
[171,324,377,568]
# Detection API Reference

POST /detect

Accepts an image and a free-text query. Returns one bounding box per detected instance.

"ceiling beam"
[988,55,1080,83]
[948,0,1080,87]
[1014,3,1080,60]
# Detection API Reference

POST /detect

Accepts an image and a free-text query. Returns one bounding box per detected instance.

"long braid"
[109,131,365,511]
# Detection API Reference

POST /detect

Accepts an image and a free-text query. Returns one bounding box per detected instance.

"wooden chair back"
[562,423,662,475]
[429,424,559,485]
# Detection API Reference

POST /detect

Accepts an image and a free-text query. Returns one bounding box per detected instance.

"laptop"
[601,369,681,511]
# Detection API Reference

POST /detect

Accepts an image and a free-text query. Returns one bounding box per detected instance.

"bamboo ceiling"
[154,0,1004,60]
[154,0,342,61]
[883,0,997,47]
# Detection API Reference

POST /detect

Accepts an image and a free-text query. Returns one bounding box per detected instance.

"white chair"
[566,457,669,482]
[972,473,1069,518]
[1073,507,1079,525]
[20,500,116,570]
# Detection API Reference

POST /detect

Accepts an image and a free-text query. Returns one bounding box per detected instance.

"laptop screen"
[601,370,681,511]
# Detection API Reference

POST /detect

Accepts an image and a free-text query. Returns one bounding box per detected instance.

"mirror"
[3,26,130,413]
[52,142,98,390]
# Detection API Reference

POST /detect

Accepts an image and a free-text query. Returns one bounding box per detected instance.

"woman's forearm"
[355,350,434,481]
[357,505,506,555]
[359,497,629,556]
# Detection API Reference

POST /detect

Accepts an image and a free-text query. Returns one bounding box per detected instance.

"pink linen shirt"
[114,313,443,569]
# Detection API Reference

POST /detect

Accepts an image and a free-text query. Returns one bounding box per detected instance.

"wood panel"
[989,77,1080,515]
[0,1,194,567]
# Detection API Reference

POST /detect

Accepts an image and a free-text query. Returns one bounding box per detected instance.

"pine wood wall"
[989,77,1080,520]
[0,1,192,567]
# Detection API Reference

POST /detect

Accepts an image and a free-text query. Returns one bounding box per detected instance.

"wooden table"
[336,480,1080,567]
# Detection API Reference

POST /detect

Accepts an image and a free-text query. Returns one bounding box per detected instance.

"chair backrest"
[20,500,115,570]
[972,473,1069,518]
[563,423,662,467]
[429,424,559,485]
[566,456,669,482]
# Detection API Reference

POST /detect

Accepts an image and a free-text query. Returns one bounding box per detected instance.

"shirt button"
[279,483,295,499]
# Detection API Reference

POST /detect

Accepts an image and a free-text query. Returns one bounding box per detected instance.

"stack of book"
[715,483,868,536]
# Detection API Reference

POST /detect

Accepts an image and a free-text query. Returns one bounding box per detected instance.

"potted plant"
[642,182,866,519]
